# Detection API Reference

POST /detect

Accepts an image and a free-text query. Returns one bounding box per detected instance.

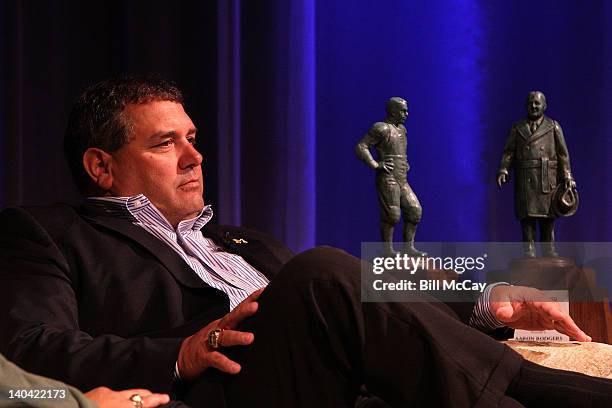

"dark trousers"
[185,247,525,407]
[521,217,555,242]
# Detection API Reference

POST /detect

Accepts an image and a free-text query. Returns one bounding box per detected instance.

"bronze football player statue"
[355,97,426,256]
[497,91,577,258]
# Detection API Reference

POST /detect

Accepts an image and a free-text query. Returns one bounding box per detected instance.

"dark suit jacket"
[0,204,293,393]
[0,204,500,407]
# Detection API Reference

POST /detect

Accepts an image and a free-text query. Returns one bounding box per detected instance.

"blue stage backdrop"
[310,0,612,256]
[2,0,611,257]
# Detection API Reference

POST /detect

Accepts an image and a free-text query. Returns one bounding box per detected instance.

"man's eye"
[187,138,197,146]
[155,140,174,148]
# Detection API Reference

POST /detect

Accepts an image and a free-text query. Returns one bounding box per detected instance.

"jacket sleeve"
[497,125,517,175]
[0,207,183,393]
[0,353,97,408]
[553,121,573,180]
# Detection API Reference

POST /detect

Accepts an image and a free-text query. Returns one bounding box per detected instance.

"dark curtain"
[238,0,316,251]
[1,0,219,209]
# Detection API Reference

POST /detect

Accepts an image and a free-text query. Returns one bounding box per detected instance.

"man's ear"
[82,148,114,191]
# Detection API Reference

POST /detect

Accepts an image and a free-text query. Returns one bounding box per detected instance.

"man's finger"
[535,313,555,331]
[248,287,265,300]
[142,393,171,408]
[554,320,591,342]
[221,301,259,329]
[221,288,263,328]
[493,301,526,322]
[206,351,242,374]
[541,309,589,341]
[119,389,153,398]
[529,301,591,342]
[544,309,591,342]
[215,329,254,348]
[495,302,520,323]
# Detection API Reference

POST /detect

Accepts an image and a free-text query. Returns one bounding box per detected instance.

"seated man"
[0,76,610,407]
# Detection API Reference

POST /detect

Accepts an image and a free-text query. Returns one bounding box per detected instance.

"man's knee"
[403,205,422,224]
[382,208,401,225]
[274,246,361,286]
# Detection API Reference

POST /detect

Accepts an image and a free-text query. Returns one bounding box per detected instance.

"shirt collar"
[85,194,213,233]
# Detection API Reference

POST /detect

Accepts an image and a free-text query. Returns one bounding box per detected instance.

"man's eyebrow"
[148,127,198,140]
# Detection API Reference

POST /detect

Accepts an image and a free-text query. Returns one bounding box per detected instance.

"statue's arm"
[553,121,576,188]
[355,123,386,170]
[554,121,573,179]
[496,126,516,186]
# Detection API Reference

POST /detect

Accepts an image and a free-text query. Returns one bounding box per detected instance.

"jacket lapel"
[525,116,553,145]
[517,121,531,141]
[80,208,210,289]
[80,205,286,285]
[201,225,285,281]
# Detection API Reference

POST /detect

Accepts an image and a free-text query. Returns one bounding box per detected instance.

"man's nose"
[179,142,203,169]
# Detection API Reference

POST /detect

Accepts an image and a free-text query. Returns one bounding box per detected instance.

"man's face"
[390,101,409,125]
[108,101,204,226]
[526,94,546,119]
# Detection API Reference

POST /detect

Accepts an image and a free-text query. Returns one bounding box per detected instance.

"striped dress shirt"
[86,194,268,310]
[86,194,505,382]
[85,194,505,331]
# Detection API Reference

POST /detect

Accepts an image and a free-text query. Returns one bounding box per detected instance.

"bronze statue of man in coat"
[355,97,426,256]
[497,91,576,257]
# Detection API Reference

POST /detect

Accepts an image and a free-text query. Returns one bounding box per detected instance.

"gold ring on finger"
[207,328,224,350]
[130,394,144,408]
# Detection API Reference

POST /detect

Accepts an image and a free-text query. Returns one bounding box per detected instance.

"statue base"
[507,256,577,289]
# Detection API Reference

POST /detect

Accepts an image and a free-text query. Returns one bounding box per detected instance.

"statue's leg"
[520,218,536,258]
[380,222,397,255]
[400,183,427,257]
[377,180,401,255]
[540,218,558,257]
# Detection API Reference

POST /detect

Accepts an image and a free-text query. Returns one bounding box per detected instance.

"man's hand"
[84,387,170,408]
[177,288,264,381]
[376,157,395,173]
[490,285,591,342]
[496,173,507,187]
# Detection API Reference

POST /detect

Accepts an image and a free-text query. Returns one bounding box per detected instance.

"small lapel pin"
[232,238,248,244]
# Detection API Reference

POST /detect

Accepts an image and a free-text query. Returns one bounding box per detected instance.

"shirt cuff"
[469,282,509,332]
